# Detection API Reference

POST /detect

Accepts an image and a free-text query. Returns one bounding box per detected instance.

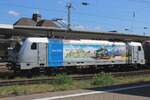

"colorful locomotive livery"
[7,38,145,70]
[63,42,127,62]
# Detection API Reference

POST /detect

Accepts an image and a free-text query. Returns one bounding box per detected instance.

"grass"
[53,74,73,85]
[0,84,54,96]
[0,74,150,97]
[92,73,114,86]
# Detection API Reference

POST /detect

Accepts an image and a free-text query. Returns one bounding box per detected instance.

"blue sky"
[0,0,150,35]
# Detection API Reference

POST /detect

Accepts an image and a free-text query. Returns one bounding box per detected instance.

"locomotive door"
[132,46,138,63]
[38,43,47,66]
[127,44,132,64]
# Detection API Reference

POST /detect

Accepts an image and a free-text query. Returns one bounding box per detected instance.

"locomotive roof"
[25,38,142,46]
[129,42,142,46]
[26,38,126,45]
[27,37,48,43]
[64,40,125,45]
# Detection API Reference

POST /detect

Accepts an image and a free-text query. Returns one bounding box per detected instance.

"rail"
[0,70,150,87]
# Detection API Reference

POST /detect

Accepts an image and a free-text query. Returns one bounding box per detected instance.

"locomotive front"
[7,40,22,70]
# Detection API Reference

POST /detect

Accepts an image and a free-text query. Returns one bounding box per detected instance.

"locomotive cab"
[8,38,48,70]
[129,42,145,65]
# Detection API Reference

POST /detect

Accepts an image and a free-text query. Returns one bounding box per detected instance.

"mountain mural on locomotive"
[63,42,127,62]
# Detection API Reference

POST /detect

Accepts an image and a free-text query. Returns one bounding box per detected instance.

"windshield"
[14,42,21,52]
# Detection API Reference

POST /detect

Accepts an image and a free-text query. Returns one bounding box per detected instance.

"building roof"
[14,13,65,28]
[14,18,37,26]
[37,20,59,28]
[0,24,13,29]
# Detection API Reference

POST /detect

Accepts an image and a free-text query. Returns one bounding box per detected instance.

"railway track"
[0,70,150,87]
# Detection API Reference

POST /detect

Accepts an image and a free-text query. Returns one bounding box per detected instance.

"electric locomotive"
[7,37,145,71]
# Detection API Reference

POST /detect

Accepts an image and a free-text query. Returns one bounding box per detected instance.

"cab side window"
[138,46,141,51]
[31,43,37,50]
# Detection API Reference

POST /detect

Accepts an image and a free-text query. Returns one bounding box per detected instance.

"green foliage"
[92,73,114,86]
[53,74,73,85]
[0,86,26,96]
[11,87,20,95]
[0,74,150,97]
